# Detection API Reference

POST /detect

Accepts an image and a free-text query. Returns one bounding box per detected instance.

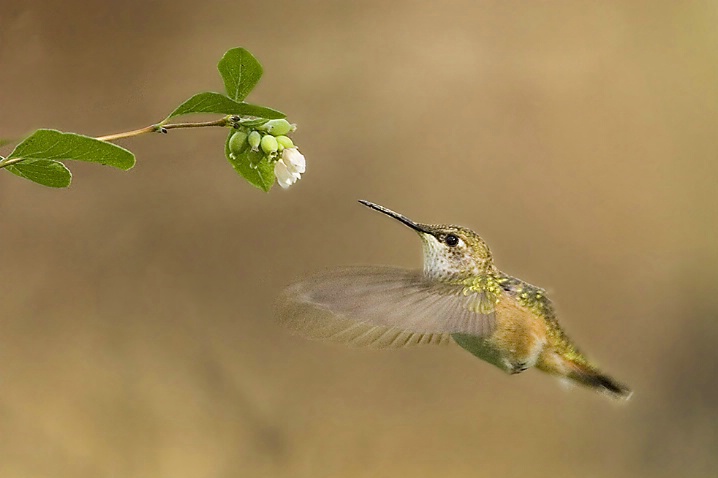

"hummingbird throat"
[419,233,490,281]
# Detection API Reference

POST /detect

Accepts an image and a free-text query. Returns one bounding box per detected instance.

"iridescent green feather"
[452,272,593,368]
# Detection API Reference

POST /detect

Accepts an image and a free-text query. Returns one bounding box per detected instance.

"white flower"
[274,160,297,189]
[283,148,306,174]
[274,148,305,189]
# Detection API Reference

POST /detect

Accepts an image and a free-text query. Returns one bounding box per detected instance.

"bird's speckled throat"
[418,226,495,282]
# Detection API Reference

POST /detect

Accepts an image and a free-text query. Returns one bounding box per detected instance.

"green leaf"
[5,159,72,188]
[8,129,135,170]
[225,131,274,192]
[166,92,284,120]
[218,48,263,102]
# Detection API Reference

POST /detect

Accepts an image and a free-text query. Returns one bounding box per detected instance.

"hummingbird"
[279,200,632,400]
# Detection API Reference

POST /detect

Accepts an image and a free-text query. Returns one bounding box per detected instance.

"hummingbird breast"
[491,294,550,371]
[454,276,552,374]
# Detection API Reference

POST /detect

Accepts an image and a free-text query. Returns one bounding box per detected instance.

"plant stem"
[0,157,24,169]
[95,117,231,142]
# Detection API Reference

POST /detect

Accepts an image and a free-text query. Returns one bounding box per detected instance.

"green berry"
[259,119,293,136]
[248,131,262,151]
[228,131,248,156]
[260,134,279,155]
[275,135,294,150]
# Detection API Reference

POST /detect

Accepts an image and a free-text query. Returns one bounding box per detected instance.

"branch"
[95,117,231,142]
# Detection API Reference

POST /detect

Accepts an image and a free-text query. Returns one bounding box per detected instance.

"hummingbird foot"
[505,359,530,375]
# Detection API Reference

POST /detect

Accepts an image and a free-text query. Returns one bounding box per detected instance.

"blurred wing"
[277,266,495,348]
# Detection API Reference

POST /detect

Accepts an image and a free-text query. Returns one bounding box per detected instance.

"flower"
[274,160,296,189]
[283,148,306,174]
[274,148,306,189]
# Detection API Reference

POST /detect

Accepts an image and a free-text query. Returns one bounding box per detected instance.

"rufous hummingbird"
[279,200,632,400]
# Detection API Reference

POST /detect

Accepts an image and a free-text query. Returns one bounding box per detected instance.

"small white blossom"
[274,160,296,189]
[274,148,305,189]
[283,148,306,174]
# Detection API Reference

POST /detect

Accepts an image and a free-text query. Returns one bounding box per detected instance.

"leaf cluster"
[0,48,286,190]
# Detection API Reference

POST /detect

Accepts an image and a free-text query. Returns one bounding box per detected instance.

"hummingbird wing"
[278,266,496,348]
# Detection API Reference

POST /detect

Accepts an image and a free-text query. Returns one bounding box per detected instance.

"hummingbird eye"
[444,234,459,247]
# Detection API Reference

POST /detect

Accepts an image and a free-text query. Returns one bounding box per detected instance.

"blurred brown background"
[1,1,716,477]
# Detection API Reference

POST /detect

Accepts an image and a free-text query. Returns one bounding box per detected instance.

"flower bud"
[259,119,293,136]
[248,131,262,151]
[260,134,279,155]
[275,135,294,150]
[228,131,248,157]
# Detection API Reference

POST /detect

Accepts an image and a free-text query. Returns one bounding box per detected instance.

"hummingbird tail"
[537,352,632,400]
[564,360,633,400]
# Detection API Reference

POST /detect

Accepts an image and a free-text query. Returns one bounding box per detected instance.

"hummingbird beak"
[358,200,432,234]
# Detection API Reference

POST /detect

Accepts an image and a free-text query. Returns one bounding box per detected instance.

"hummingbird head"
[359,200,495,281]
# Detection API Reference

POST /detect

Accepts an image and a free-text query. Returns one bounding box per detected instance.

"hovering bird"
[278,200,632,400]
